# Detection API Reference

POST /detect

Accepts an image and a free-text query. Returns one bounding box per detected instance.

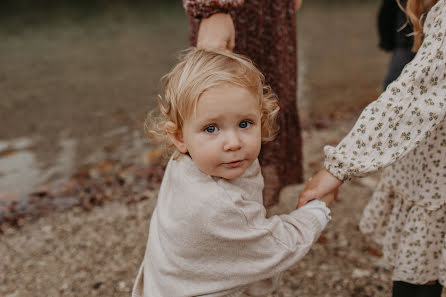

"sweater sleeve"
[324,3,446,181]
[186,198,331,291]
[182,0,244,19]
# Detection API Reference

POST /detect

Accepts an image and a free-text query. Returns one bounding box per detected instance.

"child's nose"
[223,131,242,151]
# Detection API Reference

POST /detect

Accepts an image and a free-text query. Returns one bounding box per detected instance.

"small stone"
[92,282,102,289]
[304,271,314,278]
[352,268,371,278]
[118,281,127,291]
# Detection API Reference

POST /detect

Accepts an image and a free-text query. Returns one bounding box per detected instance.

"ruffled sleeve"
[324,1,446,181]
[182,0,244,19]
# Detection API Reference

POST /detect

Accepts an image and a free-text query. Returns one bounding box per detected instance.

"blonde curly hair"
[146,48,280,158]
[398,0,438,51]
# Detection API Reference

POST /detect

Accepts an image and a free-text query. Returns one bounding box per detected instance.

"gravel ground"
[1,119,444,297]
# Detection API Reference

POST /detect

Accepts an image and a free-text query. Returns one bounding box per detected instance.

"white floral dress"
[324,0,446,285]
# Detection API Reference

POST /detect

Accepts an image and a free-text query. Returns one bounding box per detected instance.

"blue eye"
[205,125,218,133]
[239,120,251,129]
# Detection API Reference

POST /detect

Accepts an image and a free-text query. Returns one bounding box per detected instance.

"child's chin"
[219,169,245,180]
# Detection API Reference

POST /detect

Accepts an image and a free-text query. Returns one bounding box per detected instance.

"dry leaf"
[317,234,328,244]
[367,247,383,257]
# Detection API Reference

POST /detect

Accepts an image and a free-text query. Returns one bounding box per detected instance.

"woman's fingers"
[197,13,235,51]
[297,169,343,208]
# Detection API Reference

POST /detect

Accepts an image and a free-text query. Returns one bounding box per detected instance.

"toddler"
[132,48,333,297]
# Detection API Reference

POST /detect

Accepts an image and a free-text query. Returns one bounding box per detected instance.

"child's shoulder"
[157,156,246,234]
[161,155,263,214]
[166,155,213,185]
[162,155,234,207]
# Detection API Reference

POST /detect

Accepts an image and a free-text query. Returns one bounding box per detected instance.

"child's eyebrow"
[240,111,260,118]
[197,112,259,125]
[197,115,221,123]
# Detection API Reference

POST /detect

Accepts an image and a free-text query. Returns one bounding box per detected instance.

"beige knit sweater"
[133,156,330,297]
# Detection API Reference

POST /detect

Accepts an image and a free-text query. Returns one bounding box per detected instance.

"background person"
[298,0,445,296]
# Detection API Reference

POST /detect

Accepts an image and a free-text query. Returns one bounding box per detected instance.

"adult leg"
[383,47,416,89]
[415,281,443,297]
[392,281,418,297]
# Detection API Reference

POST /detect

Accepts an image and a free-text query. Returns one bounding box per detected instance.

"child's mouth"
[223,160,243,168]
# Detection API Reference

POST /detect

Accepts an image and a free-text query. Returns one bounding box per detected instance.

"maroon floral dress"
[183,0,303,205]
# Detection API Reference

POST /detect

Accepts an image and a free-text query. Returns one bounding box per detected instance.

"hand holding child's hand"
[297,169,343,208]
[318,189,338,208]
[197,13,235,51]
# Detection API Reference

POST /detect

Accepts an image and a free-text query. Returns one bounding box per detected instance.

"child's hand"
[297,169,343,208]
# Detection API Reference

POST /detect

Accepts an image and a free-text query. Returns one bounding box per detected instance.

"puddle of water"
[0,135,77,199]
[0,137,37,196]
[0,127,149,202]
[0,148,41,199]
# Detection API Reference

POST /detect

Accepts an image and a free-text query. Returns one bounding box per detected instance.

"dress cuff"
[183,0,244,19]
[324,145,349,181]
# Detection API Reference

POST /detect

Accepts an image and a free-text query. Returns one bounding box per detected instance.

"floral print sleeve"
[324,1,446,181]
[183,0,244,19]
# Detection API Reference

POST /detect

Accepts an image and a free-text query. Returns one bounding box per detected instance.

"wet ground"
[0,1,389,204]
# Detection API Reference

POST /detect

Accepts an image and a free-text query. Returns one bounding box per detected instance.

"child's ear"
[165,121,188,153]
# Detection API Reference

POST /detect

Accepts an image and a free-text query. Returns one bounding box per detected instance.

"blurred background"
[0,1,409,297]
[0,0,387,213]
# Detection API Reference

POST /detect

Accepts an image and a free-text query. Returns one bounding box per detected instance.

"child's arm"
[148,179,331,295]
[189,197,331,287]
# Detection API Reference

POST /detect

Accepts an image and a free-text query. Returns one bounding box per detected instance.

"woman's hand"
[197,13,235,50]
[297,168,343,208]
[318,189,338,208]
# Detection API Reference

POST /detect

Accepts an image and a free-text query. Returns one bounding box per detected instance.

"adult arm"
[183,0,303,50]
[183,0,243,50]
[299,3,446,206]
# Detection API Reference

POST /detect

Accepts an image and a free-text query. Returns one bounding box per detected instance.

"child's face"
[178,83,262,180]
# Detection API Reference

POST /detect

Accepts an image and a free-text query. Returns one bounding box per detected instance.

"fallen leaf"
[0,148,18,158]
[367,247,383,257]
[317,234,328,244]
[96,161,114,172]
[143,148,164,165]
